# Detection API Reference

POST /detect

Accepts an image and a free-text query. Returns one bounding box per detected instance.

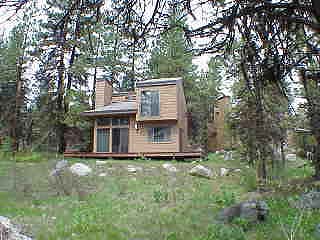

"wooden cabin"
[67,78,201,159]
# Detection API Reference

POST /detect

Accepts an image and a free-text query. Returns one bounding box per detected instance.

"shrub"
[153,188,169,203]
[212,186,237,207]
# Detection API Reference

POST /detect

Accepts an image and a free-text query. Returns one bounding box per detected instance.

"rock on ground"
[162,163,178,172]
[69,163,92,176]
[217,200,269,223]
[295,191,320,209]
[55,160,68,170]
[0,216,33,240]
[50,160,69,177]
[96,160,107,165]
[127,165,143,173]
[220,168,229,176]
[98,172,107,177]
[286,153,297,161]
[224,151,233,161]
[315,223,320,238]
[189,165,213,179]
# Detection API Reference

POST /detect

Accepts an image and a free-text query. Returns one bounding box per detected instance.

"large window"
[96,117,129,153]
[148,127,171,143]
[140,90,160,117]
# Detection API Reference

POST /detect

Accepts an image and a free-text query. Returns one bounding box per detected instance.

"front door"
[112,128,129,153]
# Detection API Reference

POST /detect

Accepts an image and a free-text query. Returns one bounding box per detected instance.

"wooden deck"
[64,151,202,159]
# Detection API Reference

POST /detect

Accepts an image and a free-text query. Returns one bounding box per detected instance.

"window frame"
[95,117,130,153]
[148,126,172,143]
[140,90,160,117]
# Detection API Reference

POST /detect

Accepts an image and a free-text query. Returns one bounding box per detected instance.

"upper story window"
[140,90,160,117]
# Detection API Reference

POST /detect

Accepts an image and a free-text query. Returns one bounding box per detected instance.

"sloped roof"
[81,101,137,116]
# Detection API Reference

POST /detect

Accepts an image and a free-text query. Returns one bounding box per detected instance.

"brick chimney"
[95,79,112,108]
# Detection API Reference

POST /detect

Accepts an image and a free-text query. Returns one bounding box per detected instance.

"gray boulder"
[295,191,320,209]
[0,216,32,240]
[50,160,69,177]
[189,165,213,179]
[217,200,269,223]
[69,163,92,176]
[162,163,178,173]
[315,224,320,239]
[224,151,233,161]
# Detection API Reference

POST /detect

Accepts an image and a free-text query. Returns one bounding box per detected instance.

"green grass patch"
[0,153,318,240]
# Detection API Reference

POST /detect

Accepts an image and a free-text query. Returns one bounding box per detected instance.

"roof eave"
[136,79,182,88]
[81,110,137,117]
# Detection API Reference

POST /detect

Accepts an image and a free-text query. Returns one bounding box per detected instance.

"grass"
[0,152,319,240]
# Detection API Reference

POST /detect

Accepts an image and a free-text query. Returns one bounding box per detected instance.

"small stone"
[127,165,142,173]
[220,168,229,176]
[98,173,107,177]
[96,160,107,165]
[286,153,297,161]
[224,151,233,161]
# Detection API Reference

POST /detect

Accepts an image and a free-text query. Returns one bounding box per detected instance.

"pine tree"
[149,2,197,100]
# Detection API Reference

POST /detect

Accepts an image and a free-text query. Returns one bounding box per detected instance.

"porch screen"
[96,128,110,152]
[140,90,160,117]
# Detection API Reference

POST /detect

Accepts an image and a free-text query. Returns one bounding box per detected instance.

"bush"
[212,186,237,207]
[14,151,47,163]
[153,188,169,203]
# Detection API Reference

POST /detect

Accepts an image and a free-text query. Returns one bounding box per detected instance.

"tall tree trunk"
[12,56,24,152]
[280,140,286,169]
[56,40,66,154]
[255,79,267,188]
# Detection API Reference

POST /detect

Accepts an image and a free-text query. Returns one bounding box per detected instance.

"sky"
[0,1,232,97]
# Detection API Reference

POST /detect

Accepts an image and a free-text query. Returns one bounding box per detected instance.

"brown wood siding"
[176,82,189,152]
[96,81,112,108]
[136,85,178,121]
[129,117,179,153]
[93,115,178,153]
